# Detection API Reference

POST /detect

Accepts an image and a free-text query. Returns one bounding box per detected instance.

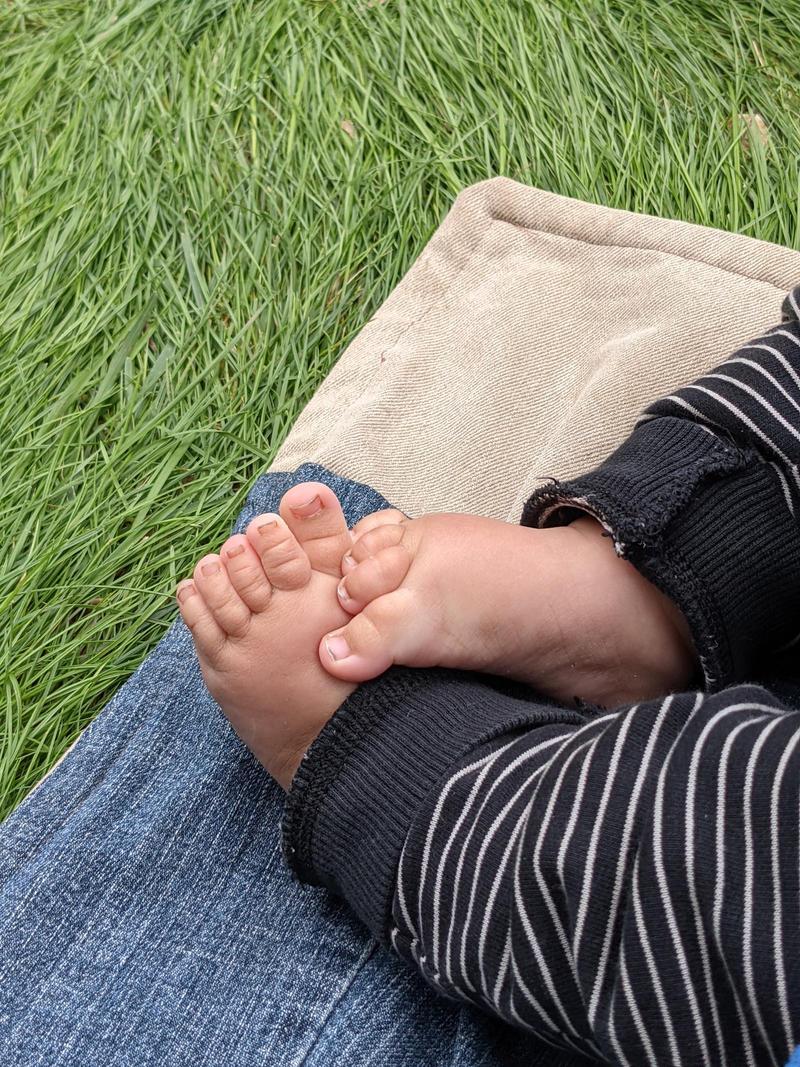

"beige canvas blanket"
[274,177,800,521]
[24,179,800,797]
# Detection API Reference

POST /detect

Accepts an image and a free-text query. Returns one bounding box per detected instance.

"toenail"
[258,521,278,535]
[176,582,196,602]
[225,543,245,557]
[290,494,322,519]
[201,561,220,576]
[325,633,351,662]
[337,577,353,604]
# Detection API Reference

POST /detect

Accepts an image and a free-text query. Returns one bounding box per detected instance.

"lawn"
[2,0,800,818]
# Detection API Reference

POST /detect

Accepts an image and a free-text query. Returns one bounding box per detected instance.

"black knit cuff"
[283,668,580,941]
[523,416,800,689]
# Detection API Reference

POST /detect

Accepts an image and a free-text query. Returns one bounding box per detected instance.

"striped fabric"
[386,317,800,1064]
[390,686,800,1064]
[638,322,800,517]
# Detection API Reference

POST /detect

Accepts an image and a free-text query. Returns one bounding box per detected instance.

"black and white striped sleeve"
[389,682,800,1066]
[286,670,800,1065]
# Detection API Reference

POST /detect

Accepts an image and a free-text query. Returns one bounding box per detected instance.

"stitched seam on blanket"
[307,202,791,472]
[491,214,789,292]
[310,218,497,453]
[373,222,496,362]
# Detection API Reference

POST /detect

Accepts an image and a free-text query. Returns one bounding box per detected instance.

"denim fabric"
[0,465,567,1067]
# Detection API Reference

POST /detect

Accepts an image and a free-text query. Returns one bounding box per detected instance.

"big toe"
[279,481,352,575]
[319,589,415,682]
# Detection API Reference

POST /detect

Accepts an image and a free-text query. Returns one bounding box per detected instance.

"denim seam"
[290,940,380,1067]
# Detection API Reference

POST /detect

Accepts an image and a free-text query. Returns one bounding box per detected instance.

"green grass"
[2,0,800,818]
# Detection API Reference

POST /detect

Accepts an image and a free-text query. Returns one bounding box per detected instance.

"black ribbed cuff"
[283,668,580,941]
[523,416,800,688]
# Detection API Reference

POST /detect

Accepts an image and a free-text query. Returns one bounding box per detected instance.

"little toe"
[336,544,411,614]
[245,513,312,590]
[319,590,412,682]
[221,535,272,613]
[279,482,352,575]
[176,580,226,661]
[193,554,252,638]
[343,523,406,572]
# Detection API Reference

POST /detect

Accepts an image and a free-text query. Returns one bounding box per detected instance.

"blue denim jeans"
[0,466,573,1067]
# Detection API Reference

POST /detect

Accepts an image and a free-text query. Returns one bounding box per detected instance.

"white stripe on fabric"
[703,371,800,446]
[711,718,761,1067]
[722,357,800,419]
[679,384,800,490]
[572,704,638,963]
[418,744,512,964]
[742,340,800,394]
[618,939,659,1067]
[630,852,681,1064]
[587,696,674,1024]
[769,724,800,1055]
[508,961,594,1059]
[492,928,513,1010]
[607,991,635,1067]
[507,946,564,1036]
[684,697,730,1066]
[768,460,796,516]
[513,846,598,1053]
[447,732,578,990]
[742,716,785,1066]
[651,692,710,1064]
[555,714,618,890]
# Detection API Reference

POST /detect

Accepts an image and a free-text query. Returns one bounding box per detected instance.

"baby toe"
[176,579,226,662]
[245,514,311,591]
[343,523,406,571]
[193,554,252,638]
[350,508,407,541]
[279,481,352,576]
[319,590,412,682]
[336,544,411,614]
[221,535,272,613]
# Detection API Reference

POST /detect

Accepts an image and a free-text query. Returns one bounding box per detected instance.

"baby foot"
[176,482,355,789]
[319,511,697,708]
